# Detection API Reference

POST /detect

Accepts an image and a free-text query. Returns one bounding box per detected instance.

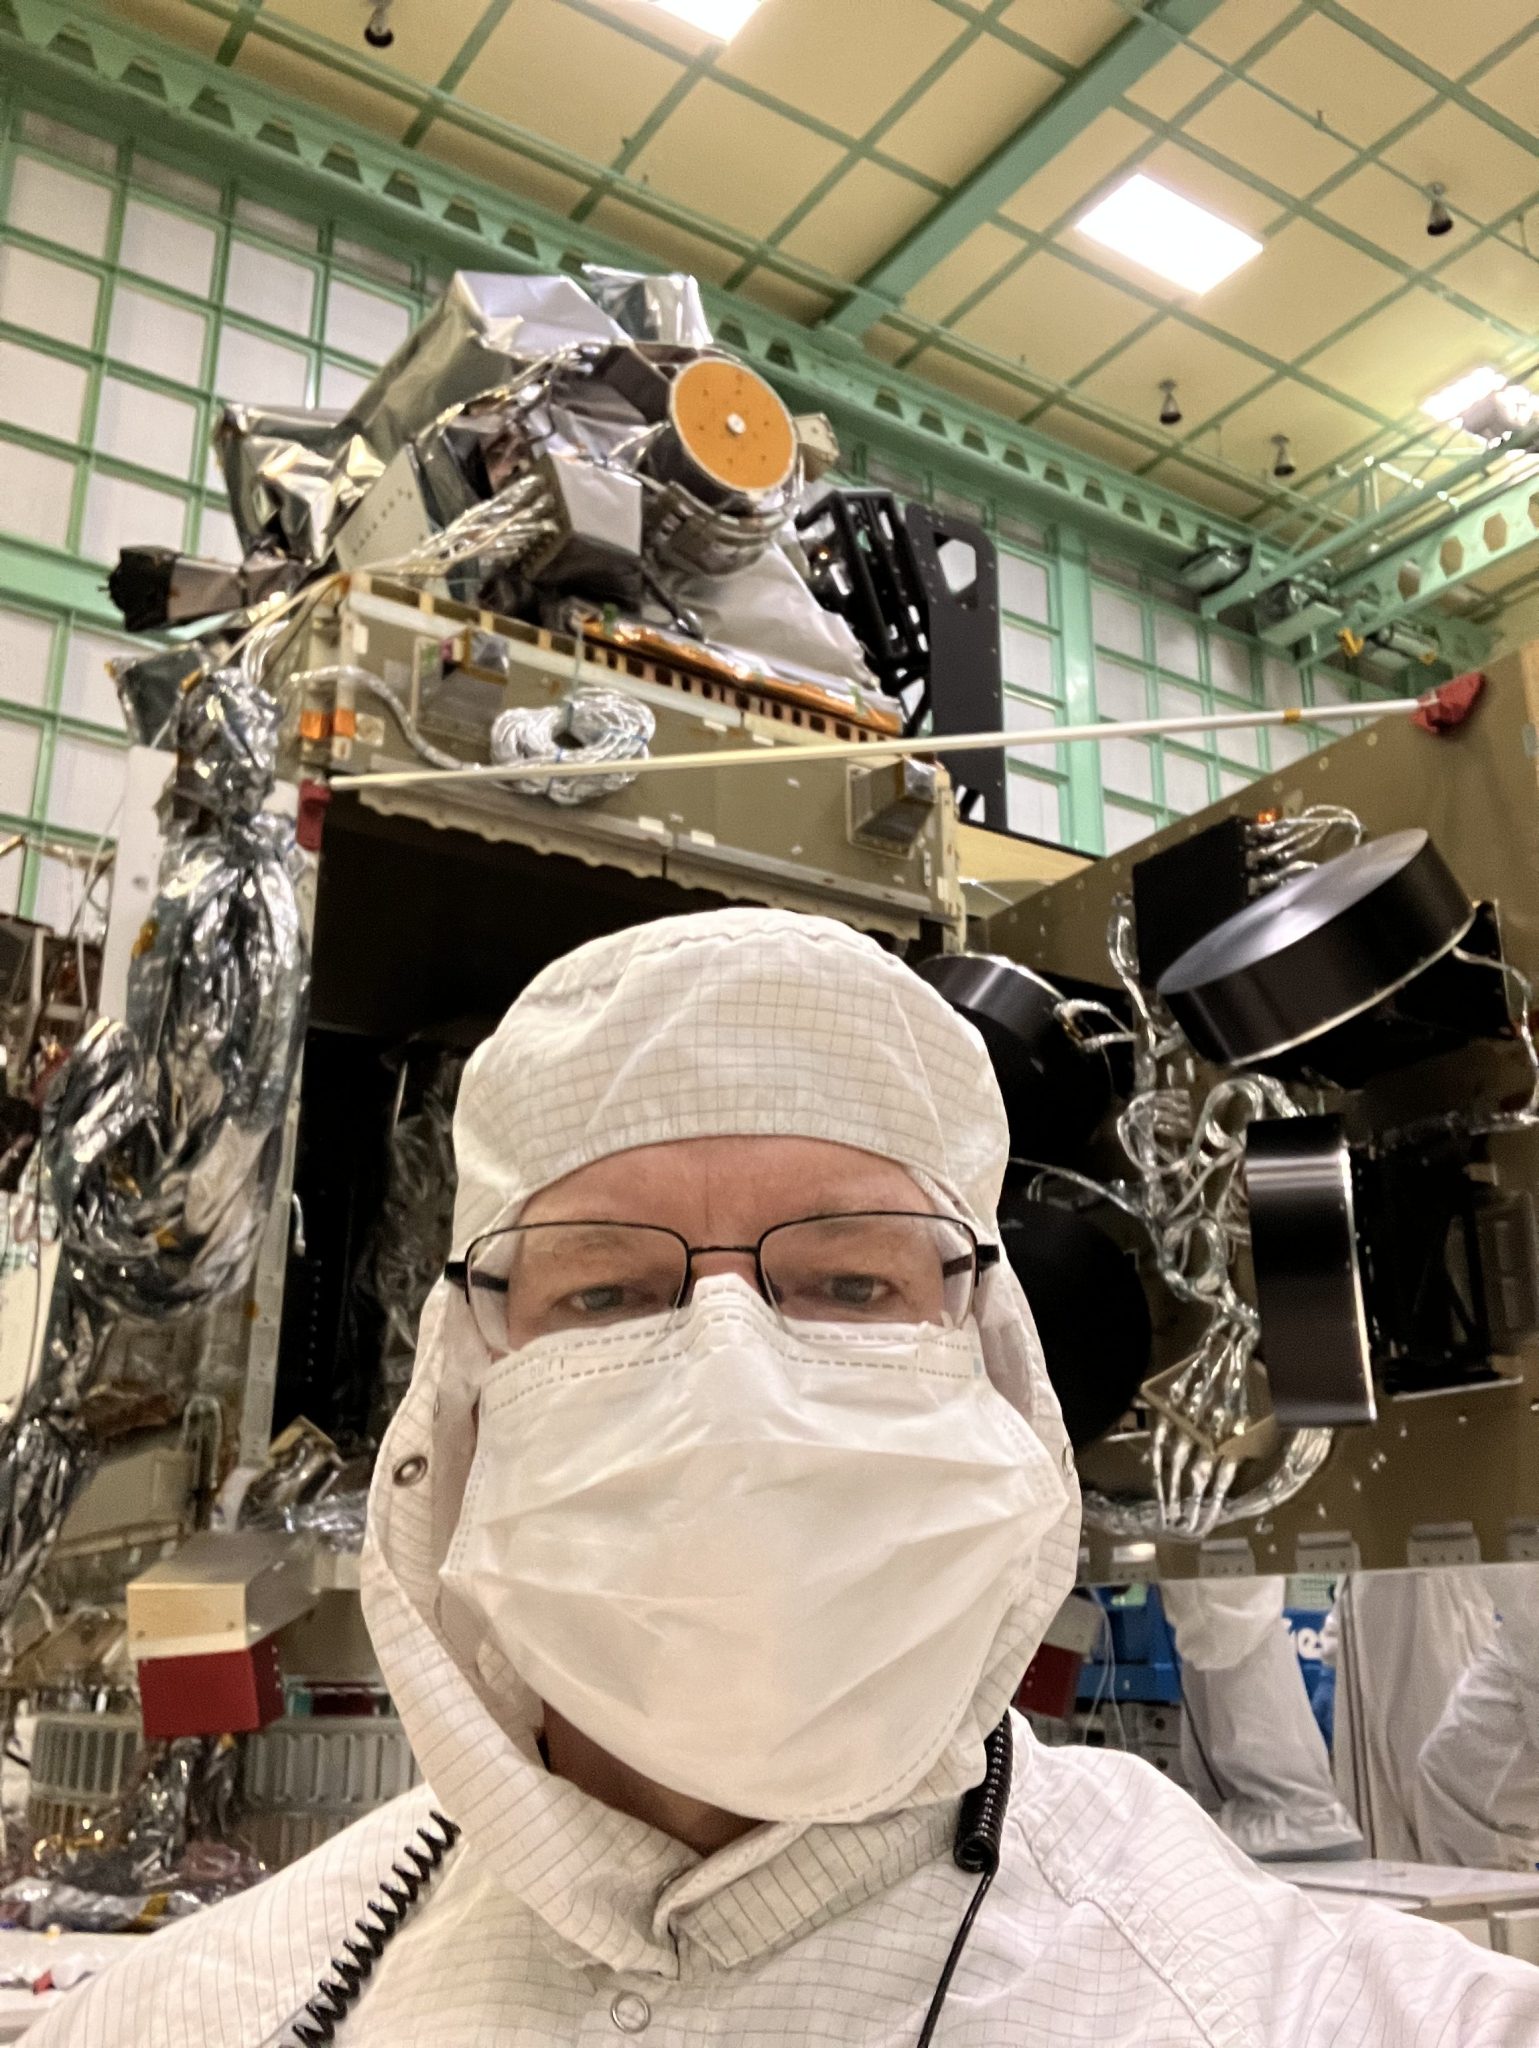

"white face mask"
[440,1275,1070,1825]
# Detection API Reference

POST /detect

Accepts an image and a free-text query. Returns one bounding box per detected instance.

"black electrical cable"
[915,1713,1014,2048]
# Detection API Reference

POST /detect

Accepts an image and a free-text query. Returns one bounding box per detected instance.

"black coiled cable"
[915,1714,1014,2048]
[287,1810,461,2047]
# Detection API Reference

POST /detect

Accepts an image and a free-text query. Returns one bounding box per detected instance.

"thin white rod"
[337,695,1428,792]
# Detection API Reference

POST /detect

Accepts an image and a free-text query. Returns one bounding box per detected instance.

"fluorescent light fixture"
[1074,174,1262,294]
[641,0,763,36]
[1422,364,1508,424]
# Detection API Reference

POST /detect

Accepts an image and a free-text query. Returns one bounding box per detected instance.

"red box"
[138,1634,284,1738]
[1014,1640,1087,1720]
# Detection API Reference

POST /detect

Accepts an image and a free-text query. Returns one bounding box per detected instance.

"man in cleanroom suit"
[32,910,1539,2046]
[1160,1576,1365,1863]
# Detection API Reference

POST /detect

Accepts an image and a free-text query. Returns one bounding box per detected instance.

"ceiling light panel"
[1074,174,1263,295]
[1421,364,1507,423]
[638,0,764,38]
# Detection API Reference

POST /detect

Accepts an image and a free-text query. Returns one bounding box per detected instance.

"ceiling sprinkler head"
[1426,182,1453,237]
[1271,433,1297,481]
[365,2,395,47]
[1158,378,1183,427]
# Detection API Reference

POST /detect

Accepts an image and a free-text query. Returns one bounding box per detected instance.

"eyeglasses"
[445,1211,999,1355]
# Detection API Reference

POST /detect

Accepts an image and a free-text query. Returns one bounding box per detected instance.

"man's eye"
[827,1273,885,1305]
[570,1284,630,1315]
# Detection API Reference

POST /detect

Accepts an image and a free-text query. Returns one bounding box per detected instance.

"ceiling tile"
[1182,82,1357,194]
[777,161,935,279]
[1195,0,1301,65]
[735,270,834,323]
[907,347,1045,417]
[1315,160,1476,272]
[1246,13,1434,146]
[1074,318,1270,432]
[880,36,1060,185]
[1333,1,1539,80]
[864,320,919,365]
[997,106,1146,233]
[1140,455,1266,519]
[1197,218,1400,360]
[717,0,962,137]
[1304,288,1508,418]
[1030,403,1161,472]
[1474,547,1539,593]
[1123,45,1226,121]
[584,194,739,282]
[1470,31,1539,134]
[1192,377,1378,481]
[903,221,1021,323]
[414,123,593,216]
[456,0,684,166]
[1433,236,1539,337]
[952,248,1147,384]
[994,0,1128,66]
[1134,139,1281,235]
[1380,103,1539,228]
[628,79,846,239]
[107,0,225,56]
[262,0,489,86]
[232,37,415,140]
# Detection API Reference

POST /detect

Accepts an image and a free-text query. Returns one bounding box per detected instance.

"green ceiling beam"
[0,0,1275,575]
[1328,462,1539,645]
[820,0,1225,340]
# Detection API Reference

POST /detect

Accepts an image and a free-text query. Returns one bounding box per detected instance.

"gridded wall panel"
[0,95,435,929]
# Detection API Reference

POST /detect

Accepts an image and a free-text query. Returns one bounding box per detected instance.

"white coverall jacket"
[28,909,1539,2047]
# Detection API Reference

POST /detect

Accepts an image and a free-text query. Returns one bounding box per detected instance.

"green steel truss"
[0,0,1264,573]
[1330,464,1539,645]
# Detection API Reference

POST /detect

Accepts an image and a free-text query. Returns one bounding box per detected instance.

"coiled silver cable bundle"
[489,689,656,807]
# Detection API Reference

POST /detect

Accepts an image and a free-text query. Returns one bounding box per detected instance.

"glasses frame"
[445,1210,1000,1350]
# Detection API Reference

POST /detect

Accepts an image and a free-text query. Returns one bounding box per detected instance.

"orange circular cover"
[668,358,796,495]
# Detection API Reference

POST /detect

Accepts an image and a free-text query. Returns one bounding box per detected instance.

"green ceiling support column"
[821,0,1226,340]
[1053,528,1105,856]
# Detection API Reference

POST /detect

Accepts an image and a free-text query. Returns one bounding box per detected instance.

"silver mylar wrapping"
[0,667,311,1630]
[489,688,656,806]
[210,265,897,720]
[251,1488,368,1555]
[47,668,306,1317]
[7,1734,260,1927]
[214,274,625,571]
[214,406,381,571]
[581,264,713,348]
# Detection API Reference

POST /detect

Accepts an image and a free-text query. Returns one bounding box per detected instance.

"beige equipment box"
[273,572,962,947]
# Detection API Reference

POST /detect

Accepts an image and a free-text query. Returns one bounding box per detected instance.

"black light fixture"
[1271,433,1297,480]
[364,1,395,46]
[1426,182,1453,237]
[1158,378,1183,427]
